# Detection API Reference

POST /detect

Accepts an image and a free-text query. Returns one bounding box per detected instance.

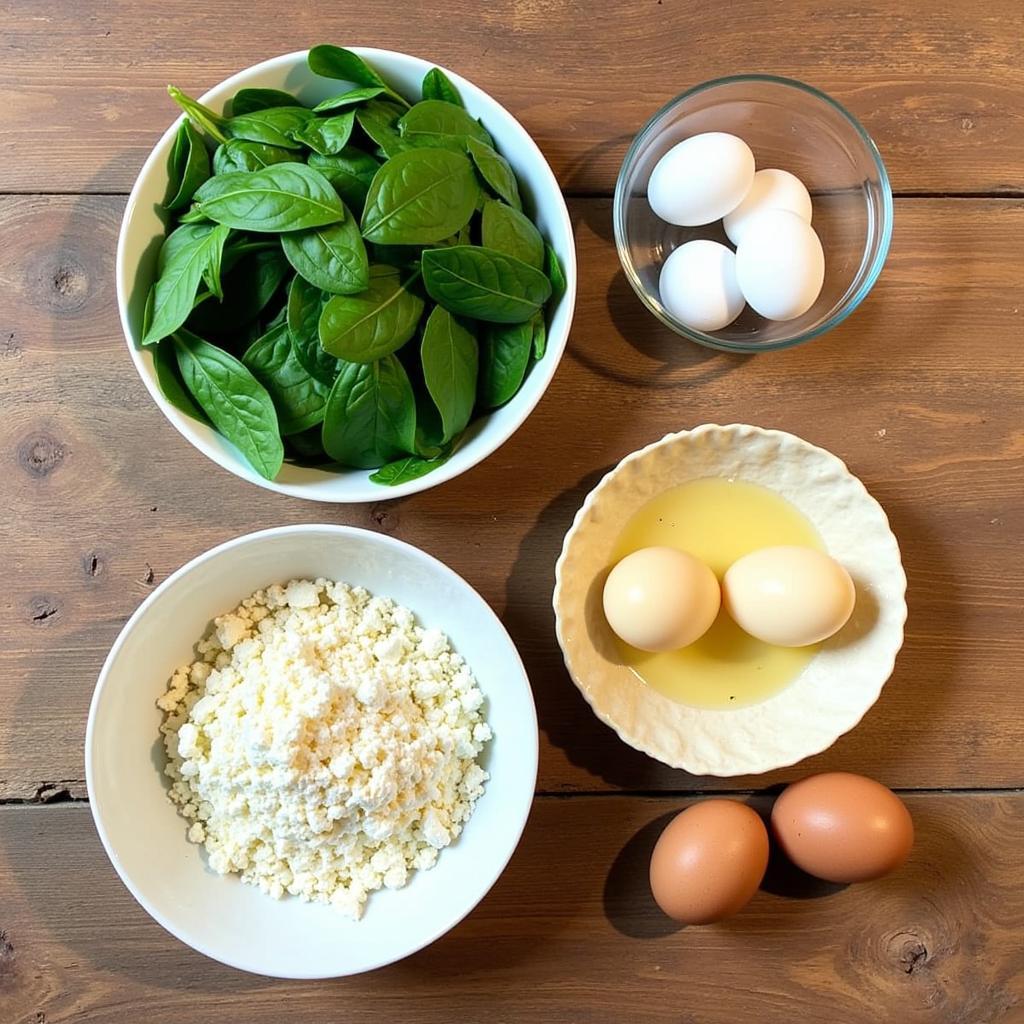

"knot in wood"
[886,929,931,975]
[18,433,67,478]
[38,255,89,314]
[29,596,59,624]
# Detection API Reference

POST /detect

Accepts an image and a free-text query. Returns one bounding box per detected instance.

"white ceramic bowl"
[553,425,907,776]
[116,49,576,502]
[85,525,538,977]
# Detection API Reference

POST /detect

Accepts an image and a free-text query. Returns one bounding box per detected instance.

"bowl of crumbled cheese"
[85,524,537,978]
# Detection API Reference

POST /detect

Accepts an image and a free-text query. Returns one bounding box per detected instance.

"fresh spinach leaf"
[153,336,210,423]
[321,355,417,468]
[231,88,301,116]
[478,319,533,409]
[370,450,451,485]
[242,322,329,434]
[546,243,567,300]
[143,222,231,346]
[213,139,294,174]
[355,99,411,158]
[177,204,211,224]
[480,198,543,268]
[187,248,289,335]
[306,45,409,107]
[397,100,492,152]
[167,86,228,144]
[288,110,355,156]
[281,205,369,294]
[421,68,463,107]
[530,311,547,360]
[307,148,380,213]
[319,264,424,362]
[165,119,211,212]
[285,424,331,464]
[173,328,284,479]
[314,86,386,113]
[467,138,521,211]
[286,274,340,384]
[422,245,551,323]
[224,106,314,149]
[194,163,346,232]
[361,148,478,245]
[420,306,477,442]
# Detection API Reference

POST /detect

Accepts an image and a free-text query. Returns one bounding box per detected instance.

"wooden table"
[3,2,1023,1020]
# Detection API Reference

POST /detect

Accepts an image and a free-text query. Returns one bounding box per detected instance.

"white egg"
[647,132,755,227]
[723,546,855,647]
[659,240,745,332]
[603,546,721,652]
[724,168,813,246]
[735,209,825,321]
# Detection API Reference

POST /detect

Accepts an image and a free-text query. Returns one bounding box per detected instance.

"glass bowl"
[613,75,892,353]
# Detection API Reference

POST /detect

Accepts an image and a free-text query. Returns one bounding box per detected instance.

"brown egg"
[771,772,914,884]
[649,800,770,924]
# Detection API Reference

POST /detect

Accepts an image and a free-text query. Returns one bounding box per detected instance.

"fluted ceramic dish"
[553,424,907,776]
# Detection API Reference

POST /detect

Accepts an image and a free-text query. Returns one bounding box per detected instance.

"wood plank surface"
[1,194,1022,796]
[1,0,1023,195]
[2,797,1023,1023]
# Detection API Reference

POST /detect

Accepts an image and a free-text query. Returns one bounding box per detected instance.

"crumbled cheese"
[158,578,491,919]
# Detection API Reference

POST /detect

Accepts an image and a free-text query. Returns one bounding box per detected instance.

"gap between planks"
[0,189,1021,201]
[4,785,1023,808]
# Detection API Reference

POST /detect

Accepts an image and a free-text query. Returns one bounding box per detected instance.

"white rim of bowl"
[552,424,908,775]
[85,523,539,977]
[116,49,577,503]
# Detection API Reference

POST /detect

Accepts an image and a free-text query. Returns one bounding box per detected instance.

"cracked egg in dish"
[553,424,907,777]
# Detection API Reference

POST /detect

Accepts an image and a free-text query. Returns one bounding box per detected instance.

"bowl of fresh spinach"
[117,47,575,501]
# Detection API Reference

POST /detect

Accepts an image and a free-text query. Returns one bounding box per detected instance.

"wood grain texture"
[0,0,1022,195]
[1,796,1023,1023]
[1,194,1022,797]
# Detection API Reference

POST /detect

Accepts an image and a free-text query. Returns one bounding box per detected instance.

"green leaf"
[194,163,346,232]
[319,264,424,362]
[307,148,381,213]
[321,355,417,468]
[213,139,295,174]
[280,206,369,295]
[225,106,315,149]
[231,88,301,116]
[306,45,409,107]
[478,320,533,409]
[167,86,227,144]
[287,275,341,385]
[285,424,331,465]
[467,138,521,211]
[422,245,551,323]
[361,148,478,245]
[143,222,231,346]
[187,248,289,335]
[242,322,329,435]
[397,100,492,152]
[355,99,411,158]
[370,451,451,485]
[480,198,543,268]
[288,110,355,156]
[421,68,463,107]
[165,119,211,212]
[530,311,547,360]
[153,336,210,423]
[173,329,284,479]
[177,204,210,224]
[314,85,386,113]
[420,306,478,442]
[546,243,567,301]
